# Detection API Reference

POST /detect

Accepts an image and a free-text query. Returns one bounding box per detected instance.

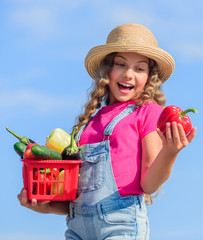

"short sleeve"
[138,103,163,139]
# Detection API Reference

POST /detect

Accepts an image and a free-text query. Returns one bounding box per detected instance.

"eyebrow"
[115,55,149,64]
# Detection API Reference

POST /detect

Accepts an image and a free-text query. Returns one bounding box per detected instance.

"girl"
[18,24,196,239]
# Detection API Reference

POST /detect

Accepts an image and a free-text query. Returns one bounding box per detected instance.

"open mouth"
[117,82,134,91]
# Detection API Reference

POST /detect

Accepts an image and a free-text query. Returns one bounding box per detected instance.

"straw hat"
[85,24,175,82]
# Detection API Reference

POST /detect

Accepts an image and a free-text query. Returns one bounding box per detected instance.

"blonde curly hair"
[75,52,166,204]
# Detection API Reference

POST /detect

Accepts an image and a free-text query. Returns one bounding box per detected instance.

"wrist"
[160,146,179,163]
[48,201,70,215]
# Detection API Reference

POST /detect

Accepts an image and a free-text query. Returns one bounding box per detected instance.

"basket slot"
[52,168,65,195]
[32,168,52,195]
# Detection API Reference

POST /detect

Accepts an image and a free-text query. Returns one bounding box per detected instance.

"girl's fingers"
[17,189,23,202]
[171,122,195,149]
[17,188,28,206]
[171,122,181,145]
[157,122,196,151]
[21,189,28,204]
[39,201,50,206]
[187,127,197,143]
[177,123,188,145]
[17,188,50,213]
[165,122,173,141]
[31,199,38,207]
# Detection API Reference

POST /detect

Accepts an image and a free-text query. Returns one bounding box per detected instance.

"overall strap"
[75,104,137,143]
[104,104,137,137]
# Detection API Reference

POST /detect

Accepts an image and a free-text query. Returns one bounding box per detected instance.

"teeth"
[118,82,133,88]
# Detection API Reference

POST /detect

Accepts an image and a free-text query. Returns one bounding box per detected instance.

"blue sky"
[1,0,203,239]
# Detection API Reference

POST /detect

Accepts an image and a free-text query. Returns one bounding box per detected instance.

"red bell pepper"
[157,105,197,135]
[33,169,46,195]
[23,143,39,159]
[49,168,59,178]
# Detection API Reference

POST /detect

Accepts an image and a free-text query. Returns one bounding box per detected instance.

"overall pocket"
[103,204,137,225]
[78,153,106,193]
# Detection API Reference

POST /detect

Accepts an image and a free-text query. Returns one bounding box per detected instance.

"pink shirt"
[79,101,163,196]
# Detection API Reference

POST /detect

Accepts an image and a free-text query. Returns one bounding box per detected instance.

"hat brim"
[85,43,175,82]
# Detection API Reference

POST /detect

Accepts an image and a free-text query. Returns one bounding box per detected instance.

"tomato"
[32,169,53,195]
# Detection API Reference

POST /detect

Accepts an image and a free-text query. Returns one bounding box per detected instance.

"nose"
[123,68,134,80]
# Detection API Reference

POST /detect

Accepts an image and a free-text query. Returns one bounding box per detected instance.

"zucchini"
[31,145,62,160]
[14,142,27,158]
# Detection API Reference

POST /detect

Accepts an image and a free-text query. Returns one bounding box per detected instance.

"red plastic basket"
[22,159,82,201]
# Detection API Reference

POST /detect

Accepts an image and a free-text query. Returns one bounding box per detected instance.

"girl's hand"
[17,188,50,214]
[17,188,70,215]
[157,121,197,154]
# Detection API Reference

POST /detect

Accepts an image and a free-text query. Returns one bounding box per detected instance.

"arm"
[141,121,196,194]
[17,188,69,215]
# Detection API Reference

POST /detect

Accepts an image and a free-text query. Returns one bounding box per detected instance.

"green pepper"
[6,127,35,145]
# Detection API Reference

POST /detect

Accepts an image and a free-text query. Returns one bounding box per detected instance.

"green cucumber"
[31,145,62,160]
[14,142,27,158]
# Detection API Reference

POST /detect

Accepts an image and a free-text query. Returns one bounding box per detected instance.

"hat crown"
[106,24,158,47]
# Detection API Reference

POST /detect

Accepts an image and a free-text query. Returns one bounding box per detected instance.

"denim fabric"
[65,105,149,240]
[66,195,149,240]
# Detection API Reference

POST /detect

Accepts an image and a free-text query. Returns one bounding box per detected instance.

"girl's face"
[108,52,149,105]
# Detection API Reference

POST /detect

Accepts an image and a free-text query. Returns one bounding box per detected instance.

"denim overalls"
[65,105,149,240]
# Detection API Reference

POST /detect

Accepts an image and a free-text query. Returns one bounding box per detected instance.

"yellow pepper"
[52,170,64,195]
[46,128,71,154]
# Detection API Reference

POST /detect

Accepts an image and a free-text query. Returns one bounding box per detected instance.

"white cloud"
[111,8,156,27]
[9,0,97,38]
[9,68,45,84]
[7,0,203,62]
[0,89,85,114]
[11,7,62,39]
[8,0,98,49]
[107,2,203,62]
[173,43,203,62]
